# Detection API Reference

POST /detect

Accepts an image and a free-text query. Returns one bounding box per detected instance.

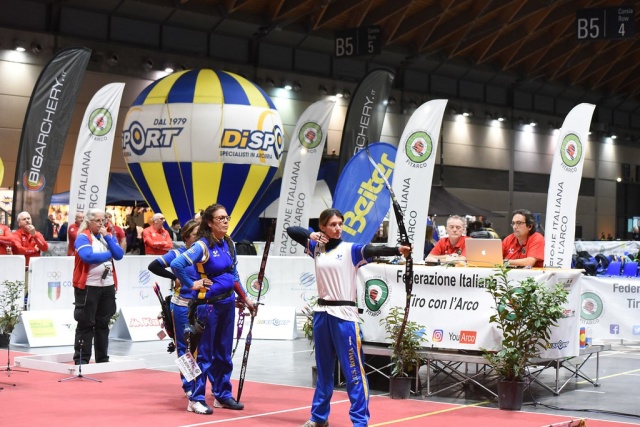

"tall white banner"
[68,83,125,218]
[274,100,335,256]
[387,99,448,260]
[544,103,595,268]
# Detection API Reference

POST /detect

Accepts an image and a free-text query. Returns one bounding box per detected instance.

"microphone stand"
[59,339,101,383]
[1,334,28,387]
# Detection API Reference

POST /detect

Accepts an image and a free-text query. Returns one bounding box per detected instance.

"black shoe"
[214,397,244,410]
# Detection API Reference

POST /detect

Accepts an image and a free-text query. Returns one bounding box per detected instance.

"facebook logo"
[610,324,620,335]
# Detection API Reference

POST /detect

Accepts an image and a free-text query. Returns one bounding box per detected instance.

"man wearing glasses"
[502,209,545,268]
[142,213,173,255]
[425,215,469,263]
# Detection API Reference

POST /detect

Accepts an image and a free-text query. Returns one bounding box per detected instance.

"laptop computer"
[465,238,504,268]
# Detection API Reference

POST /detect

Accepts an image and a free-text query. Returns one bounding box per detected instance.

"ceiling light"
[292,82,302,92]
[497,116,505,122]
[387,97,396,106]
[13,39,26,52]
[611,134,617,139]
[30,42,42,54]
[343,90,351,99]
[283,80,293,91]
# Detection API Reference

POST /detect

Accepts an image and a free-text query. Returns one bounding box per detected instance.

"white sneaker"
[301,420,329,427]
[187,400,213,415]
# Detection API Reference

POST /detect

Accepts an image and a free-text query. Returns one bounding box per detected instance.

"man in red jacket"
[67,211,85,256]
[0,223,17,254]
[12,211,49,265]
[142,213,173,255]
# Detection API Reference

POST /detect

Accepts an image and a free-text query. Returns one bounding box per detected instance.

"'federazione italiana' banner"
[274,100,335,256]
[387,99,448,260]
[68,82,125,219]
[544,103,595,268]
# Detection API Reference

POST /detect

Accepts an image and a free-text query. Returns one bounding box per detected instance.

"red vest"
[72,229,118,290]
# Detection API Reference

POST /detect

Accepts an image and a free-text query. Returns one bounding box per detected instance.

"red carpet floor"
[1,352,635,427]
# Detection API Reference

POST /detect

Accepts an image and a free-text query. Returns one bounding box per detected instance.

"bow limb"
[364,141,414,374]
[236,219,276,402]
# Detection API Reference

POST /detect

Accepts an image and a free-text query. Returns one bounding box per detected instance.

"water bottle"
[579,327,586,349]
[585,327,592,346]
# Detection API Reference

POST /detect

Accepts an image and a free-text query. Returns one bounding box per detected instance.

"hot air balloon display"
[122,69,283,235]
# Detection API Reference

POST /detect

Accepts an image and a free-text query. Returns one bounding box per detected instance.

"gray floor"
[11,318,640,425]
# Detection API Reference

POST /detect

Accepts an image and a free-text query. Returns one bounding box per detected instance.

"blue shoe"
[214,397,244,410]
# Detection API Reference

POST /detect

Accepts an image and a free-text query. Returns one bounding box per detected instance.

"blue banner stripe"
[217,163,250,214]
[231,167,277,238]
[163,162,194,223]
[217,71,250,105]
[166,70,200,104]
[127,163,162,215]
[132,80,159,106]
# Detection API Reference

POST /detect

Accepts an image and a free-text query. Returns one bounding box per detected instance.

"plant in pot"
[301,296,318,385]
[0,280,25,348]
[380,305,427,399]
[482,267,568,410]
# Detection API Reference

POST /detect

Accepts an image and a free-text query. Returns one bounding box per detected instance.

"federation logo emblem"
[246,273,270,298]
[404,131,432,163]
[560,133,582,168]
[581,291,603,321]
[364,278,389,313]
[88,108,114,137]
[298,122,322,150]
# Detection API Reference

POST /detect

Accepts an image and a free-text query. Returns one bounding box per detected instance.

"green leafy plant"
[0,280,25,334]
[380,306,427,377]
[482,266,569,382]
[301,296,318,352]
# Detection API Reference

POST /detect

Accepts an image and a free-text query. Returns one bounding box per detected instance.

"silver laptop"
[465,238,504,268]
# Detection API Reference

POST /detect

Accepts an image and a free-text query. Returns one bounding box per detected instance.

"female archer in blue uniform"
[148,219,205,397]
[171,204,254,415]
[287,208,411,427]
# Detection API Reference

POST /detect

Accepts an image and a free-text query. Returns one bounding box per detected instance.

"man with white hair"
[142,213,173,255]
[12,211,49,266]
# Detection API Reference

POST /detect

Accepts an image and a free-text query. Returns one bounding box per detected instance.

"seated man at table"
[425,215,469,263]
[502,209,544,268]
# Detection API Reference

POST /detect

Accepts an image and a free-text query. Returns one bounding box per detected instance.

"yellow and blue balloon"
[122,69,283,234]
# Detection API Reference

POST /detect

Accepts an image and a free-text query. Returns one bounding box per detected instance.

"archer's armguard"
[234,281,248,302]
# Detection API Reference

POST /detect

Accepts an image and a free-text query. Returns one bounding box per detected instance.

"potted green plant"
[482,266,568,410]
[380,305,427,399]
[0,280,25,348]
[301,297,318,385]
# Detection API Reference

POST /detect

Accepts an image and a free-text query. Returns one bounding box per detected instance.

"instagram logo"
[432,329,444,342]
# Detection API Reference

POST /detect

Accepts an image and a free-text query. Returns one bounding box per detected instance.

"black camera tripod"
[59,339,101,383]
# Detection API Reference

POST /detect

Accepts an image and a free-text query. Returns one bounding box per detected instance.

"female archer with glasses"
[502,209,545,267]
[171,204,255,415]
[72,208,124,365]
